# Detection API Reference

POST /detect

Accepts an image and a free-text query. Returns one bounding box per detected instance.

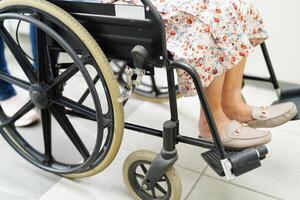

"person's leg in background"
[0,26,39,127]
[0,37,16,101]
[30,23,37,66]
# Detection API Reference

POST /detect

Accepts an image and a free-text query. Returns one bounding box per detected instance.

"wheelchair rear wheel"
[0,0,124,178]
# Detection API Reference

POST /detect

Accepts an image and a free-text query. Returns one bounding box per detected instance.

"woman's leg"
[222,57,253,123]
[0,37,16,101]
[199,73,231,138]
[198,57,272,149]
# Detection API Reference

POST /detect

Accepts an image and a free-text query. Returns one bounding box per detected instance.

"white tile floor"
[1,0,300,200]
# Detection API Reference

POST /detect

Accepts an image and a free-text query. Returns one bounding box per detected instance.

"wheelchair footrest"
[202,150,238,177]
[202,146,268,177]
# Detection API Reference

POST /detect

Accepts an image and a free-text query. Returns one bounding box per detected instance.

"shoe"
[0,96,39,127]
[200,120,271,150]
[247,102,297,128]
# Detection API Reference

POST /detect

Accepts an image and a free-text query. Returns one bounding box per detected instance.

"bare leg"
[222,57,253,122]
[199,73,231,138]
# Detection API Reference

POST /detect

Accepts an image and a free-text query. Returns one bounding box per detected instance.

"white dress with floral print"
[114,0,269,96]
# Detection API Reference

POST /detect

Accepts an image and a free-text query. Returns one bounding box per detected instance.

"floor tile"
[39,149,200,200]
[0,139,60,200]
[186,175,278,200]
[39,150,133,200]
[204,128,300,200]
[276,120,300,137]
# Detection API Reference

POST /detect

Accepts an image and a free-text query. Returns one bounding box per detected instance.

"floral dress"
[113,0,269,96]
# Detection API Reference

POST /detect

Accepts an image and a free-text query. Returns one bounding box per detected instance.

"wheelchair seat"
[48,0,169,67]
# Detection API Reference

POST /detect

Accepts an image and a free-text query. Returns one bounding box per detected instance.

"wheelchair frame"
[244,42,279,92]
[47,0,230,177]
[45,1,221,147]
[0,0,271,198]
[49,0,268,179]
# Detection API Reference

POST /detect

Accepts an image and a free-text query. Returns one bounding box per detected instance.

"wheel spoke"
[154,183,167,195]
[49,63,79,90]
[0,24,37,83]
[150,75,160,96]
[51,96,97,121]
[36,28,50,83]
[64,109,97,122]
[54,97,112,128]
[140,164,148,175]
[78,74,100,104]
[0,72,31,90]
[49,55,90,90]
[134,172,145,180]
[0,101,35,127]
[41,108,52,162]
[50,105,90,160]
[151,188,156,198]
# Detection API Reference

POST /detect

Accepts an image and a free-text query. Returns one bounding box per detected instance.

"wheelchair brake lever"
[118,66,145,103]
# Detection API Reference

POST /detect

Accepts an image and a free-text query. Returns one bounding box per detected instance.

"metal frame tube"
[168,61,226,159]
[243,75,273,83]
[260,42,280,90]
[124,123,215,149]
[166,68,179,122]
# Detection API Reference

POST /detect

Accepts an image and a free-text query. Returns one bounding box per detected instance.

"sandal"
[0,96,39,127]
[247,102,297,128]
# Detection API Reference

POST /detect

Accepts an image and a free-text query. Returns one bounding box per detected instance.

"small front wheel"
[123,150,182,200]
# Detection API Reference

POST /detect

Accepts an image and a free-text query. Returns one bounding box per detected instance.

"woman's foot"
[222,92,297,127]
[222,92,254,123]
[0,95,39,127]
[247,102,297,128]
[199,110,271,150]
[199,110,231,138]
[222,101,254,123]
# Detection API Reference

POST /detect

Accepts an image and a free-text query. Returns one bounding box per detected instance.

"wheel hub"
[29,84,49,109]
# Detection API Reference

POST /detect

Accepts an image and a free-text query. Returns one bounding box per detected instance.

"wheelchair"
[0,0,270,199]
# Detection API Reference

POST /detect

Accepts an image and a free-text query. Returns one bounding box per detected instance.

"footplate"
[202,146,268,178]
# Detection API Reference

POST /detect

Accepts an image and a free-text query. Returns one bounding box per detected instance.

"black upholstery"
[48,0,169,67]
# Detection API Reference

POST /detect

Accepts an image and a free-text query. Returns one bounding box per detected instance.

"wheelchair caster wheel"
[0,0,124,178]
[123,150,182,200]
